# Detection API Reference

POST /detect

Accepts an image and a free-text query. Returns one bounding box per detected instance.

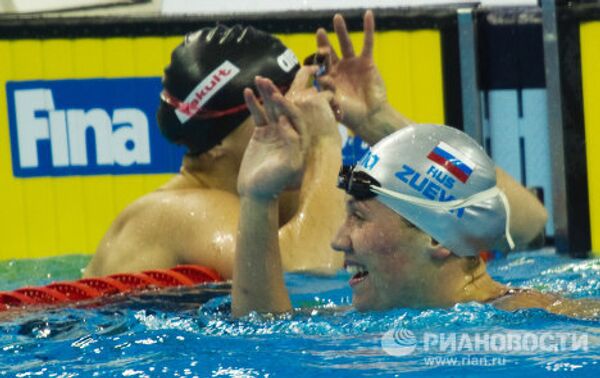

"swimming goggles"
[337,165,380,200]
[337,165,515,249]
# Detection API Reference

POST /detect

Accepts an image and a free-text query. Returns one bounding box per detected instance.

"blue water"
[0,248,598,377]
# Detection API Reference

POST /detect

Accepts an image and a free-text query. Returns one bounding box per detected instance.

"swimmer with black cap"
[232,12,597,319]
[84,25,345,279]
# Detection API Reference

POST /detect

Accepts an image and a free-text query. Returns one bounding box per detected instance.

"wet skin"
[331,197,599,319]
[331,197,451,311]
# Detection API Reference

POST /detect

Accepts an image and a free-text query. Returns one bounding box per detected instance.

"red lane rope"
[0,264,223,312]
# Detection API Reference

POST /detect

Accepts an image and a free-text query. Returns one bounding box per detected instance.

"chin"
[352,291,367,311]
[353,290,411,312]
[352,299,371,312]
[352,292,382,312]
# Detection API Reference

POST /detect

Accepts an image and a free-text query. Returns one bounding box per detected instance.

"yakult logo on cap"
[175,60,240,124]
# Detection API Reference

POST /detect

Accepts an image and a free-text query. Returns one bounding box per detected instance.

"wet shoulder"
[491,289,600,319]
[101,188,241,255]
[124,188,240,226]
[490,289,558,311]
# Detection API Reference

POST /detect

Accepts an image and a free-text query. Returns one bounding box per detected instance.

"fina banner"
[6,78,185,178]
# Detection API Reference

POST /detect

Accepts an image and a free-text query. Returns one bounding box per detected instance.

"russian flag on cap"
[427,142,476,183]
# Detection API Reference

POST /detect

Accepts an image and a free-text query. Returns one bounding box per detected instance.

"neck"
[457,260,507,304]
[160,119,251,194]
[162,153,240,194]
[431,257,507,306]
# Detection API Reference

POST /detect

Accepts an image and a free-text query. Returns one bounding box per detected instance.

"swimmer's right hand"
[237,77,308,200]
[285,65,341,141]
[314,11,388,140]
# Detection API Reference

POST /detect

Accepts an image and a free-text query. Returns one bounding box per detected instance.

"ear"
[427,238,452,261]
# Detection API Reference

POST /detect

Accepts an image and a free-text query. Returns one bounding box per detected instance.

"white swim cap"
[352,124,514,257]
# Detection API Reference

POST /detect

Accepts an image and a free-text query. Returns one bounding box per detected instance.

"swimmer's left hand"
[238,77,308,199]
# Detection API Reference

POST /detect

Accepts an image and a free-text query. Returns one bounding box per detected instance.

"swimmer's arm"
[233,80,304,318]
[492,290,600,319]
[277,67,345,273]
[277,136,345,273]
[356,103,412,145]
[232,196,291,318]
[495,168,548,249]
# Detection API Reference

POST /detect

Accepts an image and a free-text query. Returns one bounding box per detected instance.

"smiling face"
[331,197,445,311]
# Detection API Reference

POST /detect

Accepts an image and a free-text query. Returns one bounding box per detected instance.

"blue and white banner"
[6,78,185,177]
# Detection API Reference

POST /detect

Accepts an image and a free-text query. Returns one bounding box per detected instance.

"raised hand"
[237,77,308,200]
[315,10,388,137]
[285,65,341,142]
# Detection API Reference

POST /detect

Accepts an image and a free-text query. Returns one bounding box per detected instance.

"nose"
[331,222,352,254]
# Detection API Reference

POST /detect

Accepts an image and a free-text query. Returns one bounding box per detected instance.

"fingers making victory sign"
[314,10,412,145]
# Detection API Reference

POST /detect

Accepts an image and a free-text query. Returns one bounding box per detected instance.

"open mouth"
[344,261,369,287]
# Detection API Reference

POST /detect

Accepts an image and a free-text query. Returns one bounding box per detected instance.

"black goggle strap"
[337,165,353,191]
[337,165,379,200]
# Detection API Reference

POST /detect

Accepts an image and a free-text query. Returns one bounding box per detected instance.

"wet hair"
[157,25,300,155]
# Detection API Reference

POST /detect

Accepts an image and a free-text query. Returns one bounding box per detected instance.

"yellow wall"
[580,21,600,256]
[0,29,444,260]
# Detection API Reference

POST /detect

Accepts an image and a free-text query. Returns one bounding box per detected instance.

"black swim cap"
[157,25,300,155]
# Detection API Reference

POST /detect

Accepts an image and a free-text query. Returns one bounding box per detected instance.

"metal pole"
[541,0,569,252]
[457,7,483,145]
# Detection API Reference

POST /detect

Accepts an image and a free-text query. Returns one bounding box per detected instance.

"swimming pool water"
[0,248,598,377]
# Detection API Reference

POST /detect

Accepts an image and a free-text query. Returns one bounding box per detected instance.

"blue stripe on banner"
[432,146,473,175]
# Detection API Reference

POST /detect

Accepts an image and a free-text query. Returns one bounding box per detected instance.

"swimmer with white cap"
[232,12,598,318]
